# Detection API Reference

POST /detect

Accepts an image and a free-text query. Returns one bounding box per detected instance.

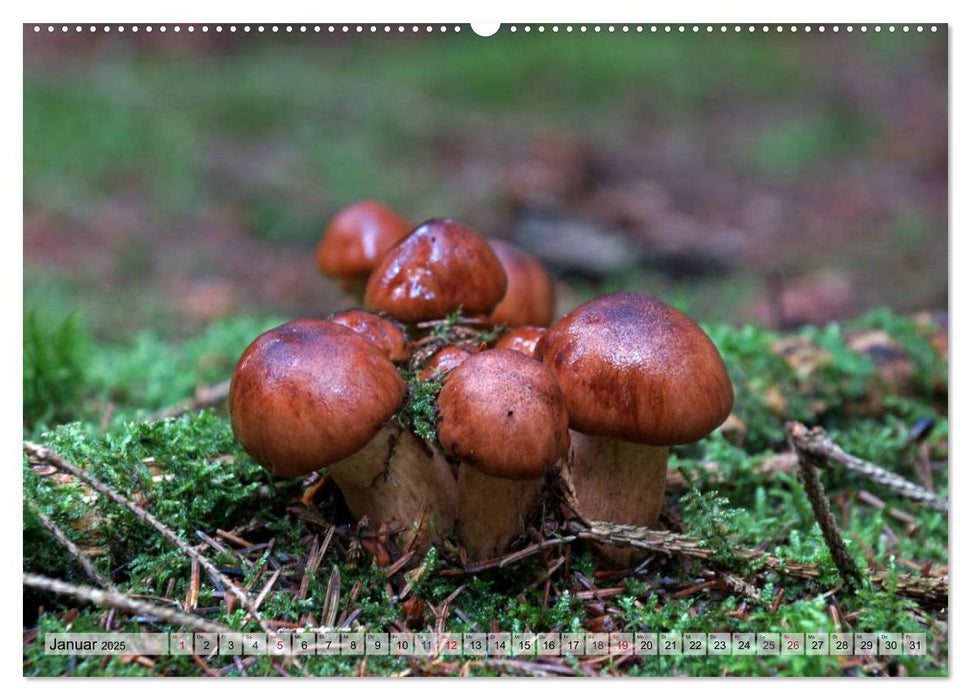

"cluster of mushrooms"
[229,200,734,564]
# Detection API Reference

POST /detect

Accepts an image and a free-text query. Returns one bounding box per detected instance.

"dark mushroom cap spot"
[315,200,412,279]
[484,239,555,327]
[229,319,405,477]
[330,309,412,363]
[364,219,507,323]
[534,291,733,446]
[437,349,570,480]
[494,326,546,357]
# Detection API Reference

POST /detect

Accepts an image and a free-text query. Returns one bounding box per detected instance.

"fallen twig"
[24,573,231,634]
[566,520,947,607]
[787,423,947,513]
[473,658,579,677]
[439,535,577,576]
[28,502,112,590]
[788,428,863,589]
[241,570,281,627]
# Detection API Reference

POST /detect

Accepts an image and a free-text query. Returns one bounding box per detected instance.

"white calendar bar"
[41,631,928,657]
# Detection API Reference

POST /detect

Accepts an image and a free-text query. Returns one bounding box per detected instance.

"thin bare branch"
[27,502,112,589]
[787,422,947,513]
[788,429,863,588]
[24,572,231,634]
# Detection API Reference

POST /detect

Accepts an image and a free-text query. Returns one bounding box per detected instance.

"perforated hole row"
[30,24,941,35]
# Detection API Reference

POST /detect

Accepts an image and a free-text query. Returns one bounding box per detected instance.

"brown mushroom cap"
[418,345,473,381]
[535,291,733,446]
[494,326,545,357]
[315,200,412,279]
[330,309,412,363]
[229,319,405,477]
[364,219,507,322]
[485,239,556,327]
[437,349,570,480]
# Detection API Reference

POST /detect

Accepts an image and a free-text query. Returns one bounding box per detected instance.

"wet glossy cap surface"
[494,326,546,357]
[535,292,733,446]
[230,319,405,477]
[418,345,473,381]
[485,239,555,327]
[437,349,570,479]
[364,219,507,322]
[315,200,412,279]
[330,309,412,362]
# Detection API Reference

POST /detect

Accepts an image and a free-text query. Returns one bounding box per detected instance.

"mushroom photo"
[23,24,948,679]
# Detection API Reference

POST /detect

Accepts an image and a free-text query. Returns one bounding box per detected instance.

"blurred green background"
[24,26,947,343]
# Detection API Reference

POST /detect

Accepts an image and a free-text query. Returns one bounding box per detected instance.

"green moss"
[25,411,275,585]
[24,310,90,429]
[398,376,443,447]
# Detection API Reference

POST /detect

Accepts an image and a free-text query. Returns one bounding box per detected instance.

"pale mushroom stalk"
[456,466,545,562]
[326,422,457,552]
[563,431,668,529]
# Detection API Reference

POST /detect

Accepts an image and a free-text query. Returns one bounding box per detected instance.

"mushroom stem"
[326,422,457,553]
[457,466,544,561]
[564,430,668,565]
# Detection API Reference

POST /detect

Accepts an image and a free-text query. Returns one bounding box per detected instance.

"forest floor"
[23,307,948,676]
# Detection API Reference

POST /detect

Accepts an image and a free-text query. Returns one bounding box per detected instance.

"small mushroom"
[494,326,546,357]
[315,201,412,295]
[485,239,556,328]
[437,349,570,560]
[364,219,507,323]
[418,345,473,381]
[535,292,733,563]
[330,309,412,362]
[230,319,456,550]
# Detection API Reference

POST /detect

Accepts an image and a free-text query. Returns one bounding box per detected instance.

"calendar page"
[21,14,948,680]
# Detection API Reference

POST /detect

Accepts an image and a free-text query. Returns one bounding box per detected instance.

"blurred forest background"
[24,26,947,342]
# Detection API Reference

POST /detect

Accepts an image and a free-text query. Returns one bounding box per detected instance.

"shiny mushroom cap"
[330,309,412,363]
[485,239,556,327]
[364,219,507,323]
[315,200,412,280]
[494,326,546,357]
[229,319,405,477]
[437,349,570,480]
[418,345,473,381]
[535,291,733,446]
